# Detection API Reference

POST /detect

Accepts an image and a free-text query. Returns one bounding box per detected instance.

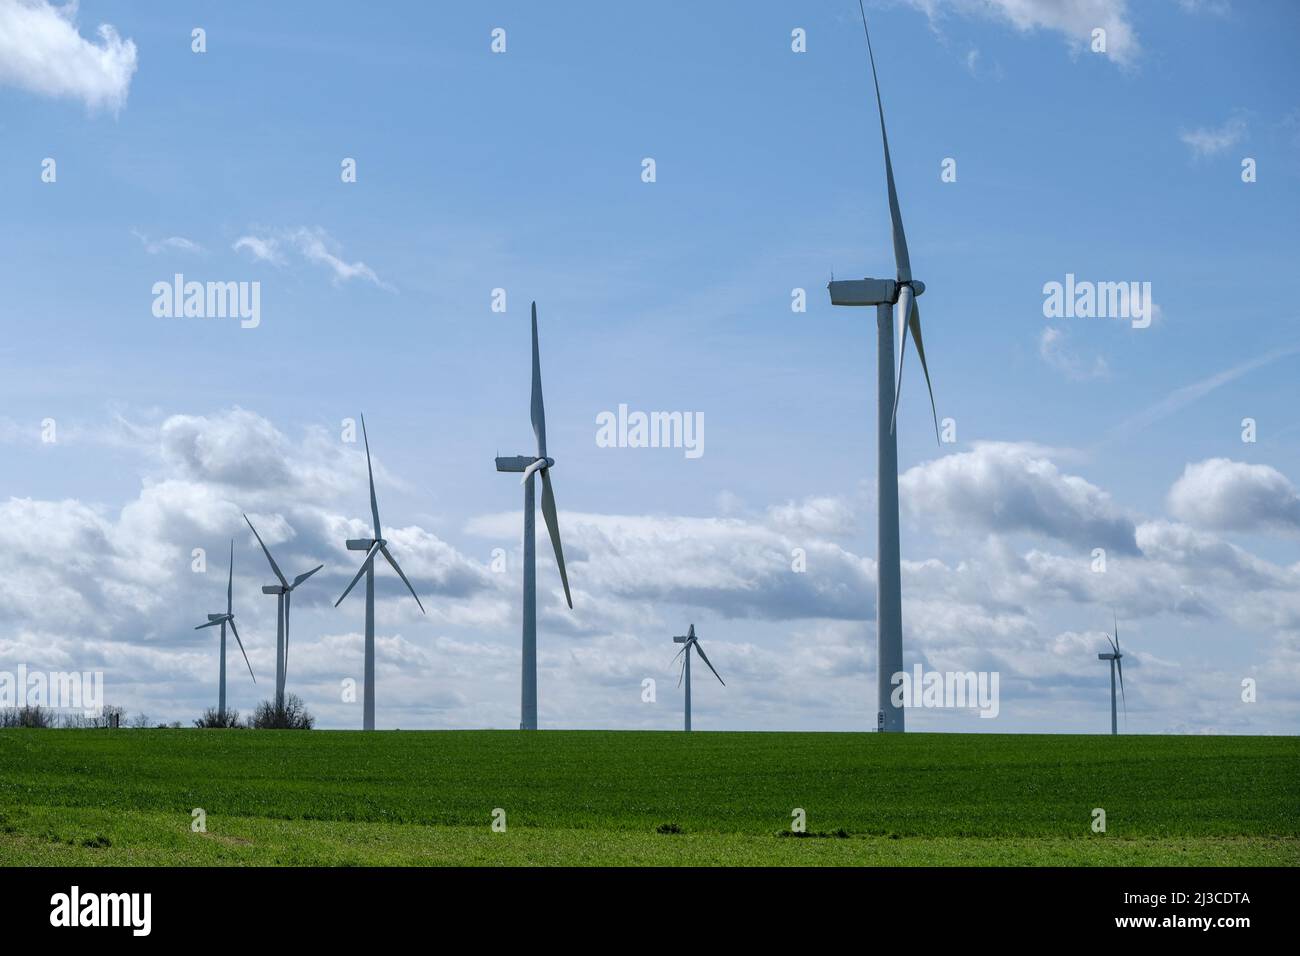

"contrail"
[1101,344,1300,446]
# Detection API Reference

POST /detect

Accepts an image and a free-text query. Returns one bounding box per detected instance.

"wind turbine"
[671,624,724,732]
[495,302,573,731]
[334,414,426,730]
[244,514,322,712]
[826,3,941,733]
[193,540,255,721]
[1098,613,1127,735]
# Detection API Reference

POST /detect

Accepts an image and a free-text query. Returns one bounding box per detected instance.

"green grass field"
[1,729,1296,866]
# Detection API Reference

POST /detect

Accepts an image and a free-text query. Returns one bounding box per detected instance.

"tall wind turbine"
[193,540,255,721]
[495,302,573,731]
[671,624,724,732]
[334,414,426,730]
[827,3,941,733]
[1097,613,1127,735]
[244,514,322,711]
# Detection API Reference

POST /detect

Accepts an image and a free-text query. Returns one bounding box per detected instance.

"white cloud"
[231,235,284,265]
[766,494,861,537]
[900,442,1138,553]
[233,227,392,290]
[1168,459,1300,535]
[1179,115,1247,157]
[4,410,1299,733]
[0,0,137,112]
[907,0,1139,65]
[132,230,204,256]
[1039,326,1109,380]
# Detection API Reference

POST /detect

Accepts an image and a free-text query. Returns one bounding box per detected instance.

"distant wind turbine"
[827,3,941,733]
[1098,613,1127,735]
[244,514,322,711]
[495,302,574,731]
[193,540,255,721]
[334,414,426,730]
[672,624,724,732]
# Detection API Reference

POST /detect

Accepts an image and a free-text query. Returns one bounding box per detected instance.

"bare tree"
[249,693,315,730]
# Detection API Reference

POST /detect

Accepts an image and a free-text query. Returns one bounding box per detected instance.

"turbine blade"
[361,413,381,540]
[1116,656,1126,720]
[677,648,687,688]
[194,620,222,630]
[671,645,688,666]
[379,543,426,614]
[692,640,725,686]
[906,300,941,445]
[227,539,234,616]
[539,469,573,609]
[857,0,911,283]
[244,514,288,588]
[228,618,255,683]
[292,564,323,589]
[1113,611,1120,654]
[334,543,380,607]
[530,302,548,459]
[890,285,913,435]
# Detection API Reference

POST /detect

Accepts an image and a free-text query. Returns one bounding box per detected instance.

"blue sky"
[0,0,1297,732]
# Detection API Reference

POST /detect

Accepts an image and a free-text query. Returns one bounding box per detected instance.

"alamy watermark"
[0,666,104,716]
[1042,273,1152,329]
[596,404,704,459]
[152,273,260,328]
[890,666,1000,718]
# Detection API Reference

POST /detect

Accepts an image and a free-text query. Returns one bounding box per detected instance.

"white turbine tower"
[334,414,426,730]
[1098,613,1127,735]
[671,624,724,732]
[495,302,573,731]
[827,3,941,733]
[244,514,322,712]
[193,540,255,721]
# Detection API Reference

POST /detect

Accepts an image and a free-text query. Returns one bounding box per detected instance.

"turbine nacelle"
[207,613,228,622]
[494,455,552,475]
[1098,652,1120,661]
[346,537,382,551]
[827,277,925,307]
[262,585,286,595]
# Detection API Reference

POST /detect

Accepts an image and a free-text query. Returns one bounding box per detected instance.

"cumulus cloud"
[766,494,861,537]
[1168,459,1300,534]
[0,0,137,112]
[906,0,1139,65]
[469,508,875,624]
[233,227,392,290]
[4,409,1299,733]
[900,442,1138,553]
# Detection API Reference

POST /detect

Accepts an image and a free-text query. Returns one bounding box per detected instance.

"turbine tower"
[1098,613,1127,735]
[495,302,573,731]
[245,514,322,711]
[193,540,255,721]
[671,624,724,732]
[827,3,941,732]
[334,414,426,730]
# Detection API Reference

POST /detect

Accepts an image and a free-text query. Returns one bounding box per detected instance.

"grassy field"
[1,729,1296,866]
